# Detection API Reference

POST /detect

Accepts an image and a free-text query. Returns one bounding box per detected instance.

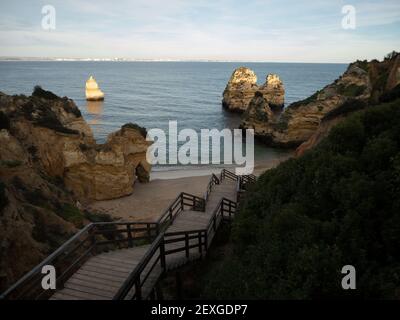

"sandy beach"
[88,157,290,222]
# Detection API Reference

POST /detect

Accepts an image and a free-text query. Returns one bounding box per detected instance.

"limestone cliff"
[64,123,151,200]
[0,87,151,201]
[222,67,285,112]
[241,52,400,149]
[0,86,151,291]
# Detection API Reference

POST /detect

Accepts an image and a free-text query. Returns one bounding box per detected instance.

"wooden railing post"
[147,223,151,241]
[185,233,189,259]
[91,227,97,254]
[169,207,173,224]
[198,231,202,255]
[135,278,142,300]
[160,240,166,271]
[127,224,133,248]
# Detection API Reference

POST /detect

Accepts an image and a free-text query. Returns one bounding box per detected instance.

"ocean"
[0,61,347,176]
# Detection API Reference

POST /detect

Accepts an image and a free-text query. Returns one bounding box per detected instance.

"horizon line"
[0,56,350,64]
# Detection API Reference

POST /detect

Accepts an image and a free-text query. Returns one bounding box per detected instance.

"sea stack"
[222,67,285,113]
[85,76,105,101]
[240,53,400,150]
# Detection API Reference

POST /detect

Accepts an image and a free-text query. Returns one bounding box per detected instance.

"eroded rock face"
[259,74,286,111]
[241,91,274,136]
[222,67,285,112]
[0,87,151,201]
[241,53,400,149]
[0,126,78,291]
[64,124,151,200]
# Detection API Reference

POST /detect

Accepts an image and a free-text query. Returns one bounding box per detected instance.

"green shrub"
[122,122,147,138]
[355,59,369,72]
[289,91,320,109]
[323,99,367,121]
[384,51,399,60]
[337,83,367,97]
[0,111,10,130]
[32,86,59,100]
[0,182,8,211]
[84,211,114,223]
[380,84,400,103]
[35,114,79,135]
[58,204,85,227]
[61,99,81,117]
[203,98,400,299]
[0,160,23,168]
[23,188,48,206]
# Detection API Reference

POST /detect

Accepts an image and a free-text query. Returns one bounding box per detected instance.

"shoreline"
[88,156,291,222]
[150,154,293,181]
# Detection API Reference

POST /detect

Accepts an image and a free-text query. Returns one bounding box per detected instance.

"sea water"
[0,61,347,177]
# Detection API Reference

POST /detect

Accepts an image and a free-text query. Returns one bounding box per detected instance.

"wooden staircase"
[0,169,256,300]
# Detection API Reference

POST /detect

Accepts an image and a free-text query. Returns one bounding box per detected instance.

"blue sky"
[0,0,399,62]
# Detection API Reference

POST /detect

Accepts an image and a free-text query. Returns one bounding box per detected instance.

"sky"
[0,0,399,63]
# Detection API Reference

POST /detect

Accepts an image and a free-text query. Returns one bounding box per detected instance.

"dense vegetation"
[0,182,8,211]
[122,122,148,138]
[0,111,10,130]
[203,98,400,299]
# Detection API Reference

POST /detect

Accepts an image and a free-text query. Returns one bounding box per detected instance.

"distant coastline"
[0,57,350,64]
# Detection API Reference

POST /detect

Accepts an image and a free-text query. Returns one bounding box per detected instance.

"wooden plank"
[50,292,81,300]
[79,264,130,278]
[76,268,127,282]
[71,273,123,288]
[84,261,133,273]
[91,255,136,265]
[53,287,108,300]
[64,282,114,299]
[104,247,151,260]
[89,256,137,270]
[66,277,118,294]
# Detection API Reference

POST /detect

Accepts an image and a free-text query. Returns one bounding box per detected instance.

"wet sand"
[88,157,290,222]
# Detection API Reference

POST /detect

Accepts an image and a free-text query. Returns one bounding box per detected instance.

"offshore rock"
[222,67,285,112]
[85,76,105,101]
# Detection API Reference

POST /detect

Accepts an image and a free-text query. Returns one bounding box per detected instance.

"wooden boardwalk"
[0,169,256,300]
[50,177,237,300]
[50,246,151,300]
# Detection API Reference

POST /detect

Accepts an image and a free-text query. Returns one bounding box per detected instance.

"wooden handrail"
[113,232,166,300]
[238,174,257,191]
[115,227,208,300]
[220,168,239,182]
[0,221,159,300]
[2,168,246,300]
[205,173,220,201]
[156,192,205,228]
[205,197,237,246]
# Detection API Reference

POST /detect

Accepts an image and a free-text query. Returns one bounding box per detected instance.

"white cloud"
[0,0,399,62]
